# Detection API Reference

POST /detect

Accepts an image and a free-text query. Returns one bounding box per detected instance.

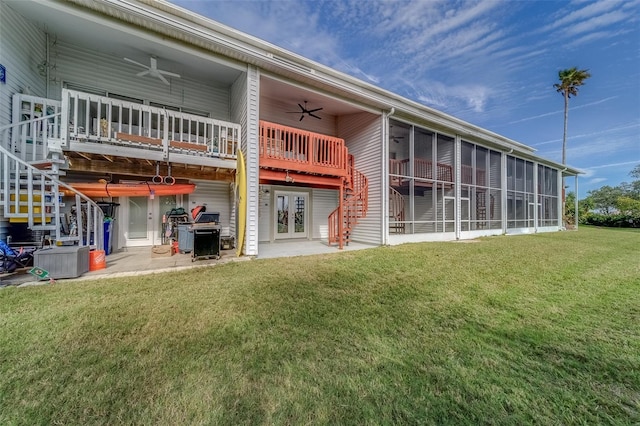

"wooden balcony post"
[338,183,344,250]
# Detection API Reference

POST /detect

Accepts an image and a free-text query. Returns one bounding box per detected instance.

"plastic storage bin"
[177,223,194,253]
[33,246,89,279]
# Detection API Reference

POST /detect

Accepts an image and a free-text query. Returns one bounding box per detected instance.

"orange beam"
[259,169,343,187]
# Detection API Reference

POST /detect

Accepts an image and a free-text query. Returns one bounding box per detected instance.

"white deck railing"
[10,94,62,163]
[59,89,240,159]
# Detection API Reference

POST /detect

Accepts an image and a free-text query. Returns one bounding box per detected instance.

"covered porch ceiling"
[65,151,235,183]
[7,0,244,85]
[8,0,374,119]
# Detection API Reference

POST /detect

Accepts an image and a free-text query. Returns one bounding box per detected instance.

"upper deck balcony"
[11,91,241,170]
[259,120,348,180]
[61,89,240,164]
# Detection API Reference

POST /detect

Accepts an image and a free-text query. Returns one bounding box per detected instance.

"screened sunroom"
[387,118,563,241]
[505,156,560,231]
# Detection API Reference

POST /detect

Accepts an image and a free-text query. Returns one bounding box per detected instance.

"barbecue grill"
[191,212,221,261]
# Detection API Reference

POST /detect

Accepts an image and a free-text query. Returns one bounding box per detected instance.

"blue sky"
[172,0,640,198]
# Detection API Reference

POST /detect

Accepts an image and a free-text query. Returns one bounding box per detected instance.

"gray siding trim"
[245,65,260,255]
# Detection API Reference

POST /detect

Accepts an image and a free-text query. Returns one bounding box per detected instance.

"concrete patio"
[1,240,375,287]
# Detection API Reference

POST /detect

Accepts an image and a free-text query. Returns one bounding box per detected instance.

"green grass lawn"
[1,227,638,425]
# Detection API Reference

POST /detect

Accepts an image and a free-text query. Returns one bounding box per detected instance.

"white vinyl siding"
[337,111,383,245]
[312,189,339,240]
[258,185,272,242]
[0,3,47,125]
[49,41,231,120]
[189,180,233,236]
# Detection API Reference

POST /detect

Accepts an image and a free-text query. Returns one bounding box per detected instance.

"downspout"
[502,148,512,233]
[574,175,579,230]
[560,166,567,229]
[382,107,395,246]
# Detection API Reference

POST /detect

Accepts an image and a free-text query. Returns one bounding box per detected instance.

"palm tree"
[554,67,591,165]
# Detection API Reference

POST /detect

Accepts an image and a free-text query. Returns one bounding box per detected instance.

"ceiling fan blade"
[299,115,304,121]
[158,70,181,78]
[157,73,170,85]
[308,107,323,113]
[124,57,149,69]
[136,70,150,77]
[298,103,305,111]
[309,112,322,120]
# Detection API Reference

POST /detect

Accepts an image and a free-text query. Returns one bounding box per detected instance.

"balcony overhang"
[259,170,343,189]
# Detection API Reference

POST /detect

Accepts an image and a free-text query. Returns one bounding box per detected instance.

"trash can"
[177,223,194,253]
[103,219,113,255]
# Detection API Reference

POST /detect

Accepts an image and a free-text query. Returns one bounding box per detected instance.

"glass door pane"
[293,195,306,235]
[275,192,308,239]
[277,194,289,235]
[128,196,149,239]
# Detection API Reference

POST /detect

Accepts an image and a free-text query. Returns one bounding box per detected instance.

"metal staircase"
[0,99,103,249]
[328,155,368,249]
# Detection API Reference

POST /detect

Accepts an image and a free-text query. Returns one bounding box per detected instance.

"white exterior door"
[124,196,153,246]
[275,191,308,239]
[122,195,180,247]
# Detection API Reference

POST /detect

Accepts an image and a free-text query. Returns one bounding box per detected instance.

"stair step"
[30,225,58,231]
[56,236,80,242]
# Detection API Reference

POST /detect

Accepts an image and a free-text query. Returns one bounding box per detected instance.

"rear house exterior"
[0,0,580,257]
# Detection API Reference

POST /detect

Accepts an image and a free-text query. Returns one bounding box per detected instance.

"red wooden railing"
[389,159,486,186]
[461,164,486,186]
[389,186,405,234]
[259,120,347,178]
[389,158,453,183]
[328,155,368,249]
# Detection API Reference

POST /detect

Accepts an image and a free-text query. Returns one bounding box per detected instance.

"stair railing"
[389,186,405,234]
[328,157,368,249]
[0,124,103,249]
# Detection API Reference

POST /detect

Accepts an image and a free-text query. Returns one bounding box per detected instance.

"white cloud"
[415,81,492,113]
[588,177,607,184]
[545,0,621,32]
[565,10,629,36]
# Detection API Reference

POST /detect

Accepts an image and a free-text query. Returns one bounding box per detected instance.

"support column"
[455,136,461,239]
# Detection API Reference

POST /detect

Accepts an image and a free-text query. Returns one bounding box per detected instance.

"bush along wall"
[580,212,640,228]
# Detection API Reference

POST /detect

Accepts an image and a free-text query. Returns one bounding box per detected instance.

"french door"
[123,195,179,246]
[274,191,308,239]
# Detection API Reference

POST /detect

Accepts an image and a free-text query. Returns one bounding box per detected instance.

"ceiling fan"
[287,101,323,121]
[123,56,180,85]
[389,128,404,143]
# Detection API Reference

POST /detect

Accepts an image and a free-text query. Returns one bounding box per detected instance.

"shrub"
[580,212,640,228]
